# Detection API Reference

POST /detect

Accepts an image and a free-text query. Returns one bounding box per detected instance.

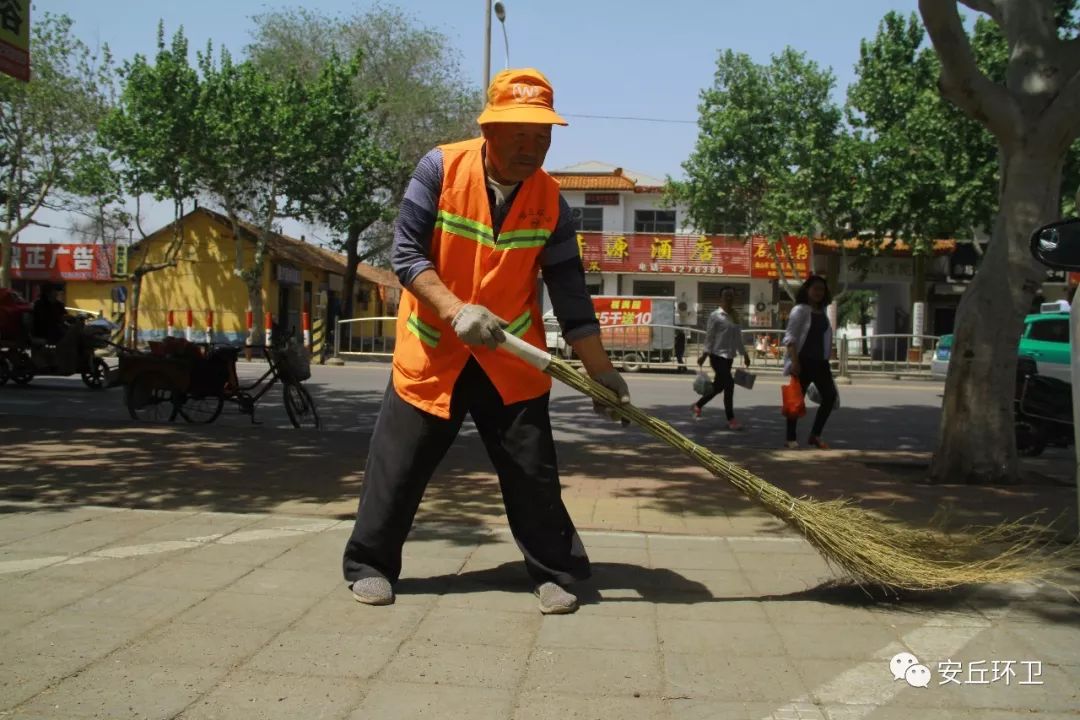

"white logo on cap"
[512,84,540,101]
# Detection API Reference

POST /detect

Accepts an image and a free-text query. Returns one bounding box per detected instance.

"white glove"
[451,304,508,350]
[592,368,631,425]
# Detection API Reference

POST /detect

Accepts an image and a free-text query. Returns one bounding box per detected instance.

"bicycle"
[121,337,320,429]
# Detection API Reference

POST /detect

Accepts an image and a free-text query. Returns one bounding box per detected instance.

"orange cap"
[477,68,568,126]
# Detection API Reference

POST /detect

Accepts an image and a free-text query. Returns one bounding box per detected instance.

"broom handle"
[499,333,553,372]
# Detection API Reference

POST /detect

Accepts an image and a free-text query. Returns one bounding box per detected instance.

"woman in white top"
[782,275,837,449]
[693,287,751,430]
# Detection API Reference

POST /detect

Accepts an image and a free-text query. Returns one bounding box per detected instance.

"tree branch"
[958,0,1003,24]
[1037,66,1080,152]
[919,0,1021,143]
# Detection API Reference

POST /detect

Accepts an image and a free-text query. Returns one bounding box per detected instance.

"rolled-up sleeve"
[540,196,599,342]
[391,149,443,287]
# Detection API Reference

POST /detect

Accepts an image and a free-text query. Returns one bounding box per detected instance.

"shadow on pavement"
[0,381,1075,542]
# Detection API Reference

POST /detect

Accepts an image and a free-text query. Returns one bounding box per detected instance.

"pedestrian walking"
[342,68,631,615]
[782,275,837,449]
[692,287,750,429]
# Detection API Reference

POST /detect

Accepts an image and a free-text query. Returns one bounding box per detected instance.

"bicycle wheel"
[283,382,319,429]
[175,392,225,424]
[126,369,179,422]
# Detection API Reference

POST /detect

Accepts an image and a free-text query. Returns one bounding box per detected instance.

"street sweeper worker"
[342,68,631,615]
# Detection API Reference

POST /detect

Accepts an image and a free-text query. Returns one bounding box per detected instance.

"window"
[585,283,602,296]
[632,280,675,297]
[1029,319,1069,343]
[634,210,676,233]
[570,207,603,232]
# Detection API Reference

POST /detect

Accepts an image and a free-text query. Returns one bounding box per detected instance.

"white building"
[549,161,780,330]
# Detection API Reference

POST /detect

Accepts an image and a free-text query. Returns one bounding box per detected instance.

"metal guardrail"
[333,316,941,378]
[334,316,397,359]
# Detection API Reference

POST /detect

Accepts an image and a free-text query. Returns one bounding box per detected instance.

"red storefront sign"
[594,296,652,350]
[10,244,113,281]
[593,296,653,325]
[749,236,812,280]
[576,233,752,276]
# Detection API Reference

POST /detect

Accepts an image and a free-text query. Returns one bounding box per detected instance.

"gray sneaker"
[351,576,394,606]
[535,581,578,615]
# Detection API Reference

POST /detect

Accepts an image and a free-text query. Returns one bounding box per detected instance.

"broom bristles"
[547,357,1074,592]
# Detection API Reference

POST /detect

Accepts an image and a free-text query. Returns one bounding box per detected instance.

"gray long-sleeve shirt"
[391,148,599,342]
[703,308,748,360]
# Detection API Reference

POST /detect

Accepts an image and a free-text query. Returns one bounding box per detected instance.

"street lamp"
[483,1,509,89]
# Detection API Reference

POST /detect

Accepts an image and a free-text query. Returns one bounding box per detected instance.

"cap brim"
[477,106,568,126]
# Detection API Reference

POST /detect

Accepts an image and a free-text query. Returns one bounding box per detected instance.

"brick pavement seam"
[3,512,322,717]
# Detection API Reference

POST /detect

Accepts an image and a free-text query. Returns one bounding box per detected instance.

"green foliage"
[837,289,876,328]
[0,12,113,285]
[845,12,997,255]
[669,48,845,245]
[245,5,479,260]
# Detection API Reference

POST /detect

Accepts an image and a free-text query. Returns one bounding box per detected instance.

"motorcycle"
[0,314,118,389]
[1014,354,1073,457]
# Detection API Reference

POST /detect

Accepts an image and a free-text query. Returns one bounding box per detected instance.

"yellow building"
[65,207,400,349]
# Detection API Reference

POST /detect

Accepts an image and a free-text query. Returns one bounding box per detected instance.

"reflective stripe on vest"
[506,309,532,338]
[391,137,558,419]
[406,313,441,348]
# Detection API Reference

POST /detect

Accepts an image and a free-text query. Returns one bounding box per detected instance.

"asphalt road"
[0,360,955,452]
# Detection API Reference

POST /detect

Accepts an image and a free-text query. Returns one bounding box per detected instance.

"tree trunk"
[128,272,143,348]
[248,281,264,347]
[0,231,10,289]
[860,314,869,356]
[341,224,361,321]
[930,141,1062,484]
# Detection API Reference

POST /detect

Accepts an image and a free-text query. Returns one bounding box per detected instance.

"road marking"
[0,521,335,575]
[762,624,986,719]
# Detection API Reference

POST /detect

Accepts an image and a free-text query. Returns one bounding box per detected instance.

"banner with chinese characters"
[10,244,114,281]
[0,0,29,82]
[594,297,652,350]
[576,233,752,276]
[749,236,812,280]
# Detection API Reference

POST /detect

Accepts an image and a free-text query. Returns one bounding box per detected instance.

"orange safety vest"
[391,137,558,418]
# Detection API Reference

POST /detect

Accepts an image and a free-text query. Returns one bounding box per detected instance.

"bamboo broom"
[500,334,1071,591]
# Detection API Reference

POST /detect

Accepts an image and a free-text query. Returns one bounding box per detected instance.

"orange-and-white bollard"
[185,309,194,342]
[244,310,254,361]
[302,310,311,350]
[205,310,214,345]
[166,310,175,338]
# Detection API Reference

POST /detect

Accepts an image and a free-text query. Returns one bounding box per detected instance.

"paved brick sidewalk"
[1,506,1078,719]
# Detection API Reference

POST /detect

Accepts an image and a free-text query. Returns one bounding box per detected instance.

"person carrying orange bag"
[781,375,806,419]
[781,275,838,449]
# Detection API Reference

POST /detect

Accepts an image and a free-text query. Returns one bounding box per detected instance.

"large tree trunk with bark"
[341,225,361,321]
[128,272,144,348]
[0,232,11,290]
[931,141,1062,483]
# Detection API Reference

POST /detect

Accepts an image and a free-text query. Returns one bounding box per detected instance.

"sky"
[30,0,963,244]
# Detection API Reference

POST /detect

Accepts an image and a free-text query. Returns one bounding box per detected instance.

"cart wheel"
[1015,419,1046,457]
[10,354,33,385]
[620,351,644,372]
[126,370,178,422]
[81,358,109,389]
[283,382,319,429]
[174,392,225,424]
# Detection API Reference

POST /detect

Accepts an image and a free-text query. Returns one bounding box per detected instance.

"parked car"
[1018,309,1071,382]
[930,334,952,380]
[929,308,1071,383]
